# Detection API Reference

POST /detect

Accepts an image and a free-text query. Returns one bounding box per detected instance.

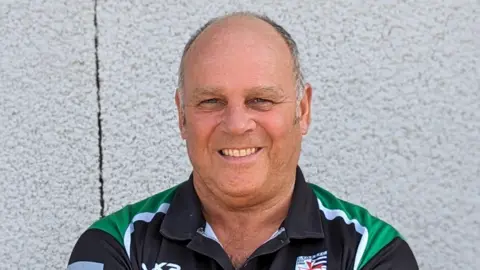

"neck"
[193,173,295,231]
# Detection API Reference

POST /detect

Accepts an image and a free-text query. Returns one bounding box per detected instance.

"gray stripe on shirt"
[67,261,104,270]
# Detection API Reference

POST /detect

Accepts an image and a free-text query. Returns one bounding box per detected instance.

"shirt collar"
[160,166,324,240]
[159,174,205,241]
[282,166,324,239]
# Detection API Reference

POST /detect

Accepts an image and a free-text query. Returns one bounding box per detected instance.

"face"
[176,18,312,203]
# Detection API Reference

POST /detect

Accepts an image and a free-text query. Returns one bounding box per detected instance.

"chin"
[215,170,265,197]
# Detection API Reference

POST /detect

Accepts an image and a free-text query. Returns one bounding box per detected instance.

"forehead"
[182,16,296,97]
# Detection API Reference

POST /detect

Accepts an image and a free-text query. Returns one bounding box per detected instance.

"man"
[68,12,418,270]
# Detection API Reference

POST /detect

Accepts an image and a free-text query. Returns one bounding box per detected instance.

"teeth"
[221,148,258,157]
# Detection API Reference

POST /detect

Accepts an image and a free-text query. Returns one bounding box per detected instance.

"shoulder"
[88,184,180,248]
[308,183,407,269]
[68,185,181,268]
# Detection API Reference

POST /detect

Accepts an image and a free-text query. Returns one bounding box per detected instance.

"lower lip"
[218,148,263,164]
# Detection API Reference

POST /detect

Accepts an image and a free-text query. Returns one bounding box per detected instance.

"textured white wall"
[0,1,100,269]
[0,0,478,269]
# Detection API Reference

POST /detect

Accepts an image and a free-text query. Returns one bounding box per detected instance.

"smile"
[219,147,261,157]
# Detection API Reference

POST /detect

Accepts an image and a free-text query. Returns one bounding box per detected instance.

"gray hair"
[177,11,305,109]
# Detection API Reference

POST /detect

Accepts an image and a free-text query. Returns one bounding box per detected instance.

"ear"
[299,83,312,135]
[175,89,187,139]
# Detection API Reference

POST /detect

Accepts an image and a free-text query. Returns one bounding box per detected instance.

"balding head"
[177,12,304,107]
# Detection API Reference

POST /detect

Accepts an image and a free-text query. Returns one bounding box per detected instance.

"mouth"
[218,147,262,158]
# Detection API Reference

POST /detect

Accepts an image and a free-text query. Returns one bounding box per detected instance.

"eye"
[200,98,220,104]
[248,98,274,110]
[197,98,225,111]
[249,98,271,104]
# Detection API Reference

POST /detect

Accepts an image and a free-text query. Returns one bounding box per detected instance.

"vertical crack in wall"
[94,0,105,218]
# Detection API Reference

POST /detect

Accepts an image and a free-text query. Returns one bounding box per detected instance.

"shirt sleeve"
[67,228,132,270]
[360,237,419,270]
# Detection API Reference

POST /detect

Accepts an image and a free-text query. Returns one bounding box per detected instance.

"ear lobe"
[301,119,309,135]
[301,122,308,135]
[179,116,187,140]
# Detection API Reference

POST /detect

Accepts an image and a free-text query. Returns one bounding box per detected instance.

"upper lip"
[219,147,260,150]
[217,147,262,151]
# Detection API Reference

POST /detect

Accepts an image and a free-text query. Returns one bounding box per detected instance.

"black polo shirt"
[67,167,418,270]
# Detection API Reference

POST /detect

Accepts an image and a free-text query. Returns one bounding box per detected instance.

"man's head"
[177,12,306,110]
[175,12,312,205]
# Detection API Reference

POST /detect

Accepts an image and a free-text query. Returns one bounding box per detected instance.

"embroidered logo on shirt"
[295,251,327,270]
[141,262,181,270]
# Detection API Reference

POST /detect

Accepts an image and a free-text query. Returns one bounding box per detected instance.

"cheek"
[186,112,220,148]
[259,110,296,139]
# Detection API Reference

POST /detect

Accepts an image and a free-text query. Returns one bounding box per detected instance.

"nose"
[221,104,256,135]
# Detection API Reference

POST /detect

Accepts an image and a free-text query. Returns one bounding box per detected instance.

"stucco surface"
[0,1,99,269]
[1,0,479,269]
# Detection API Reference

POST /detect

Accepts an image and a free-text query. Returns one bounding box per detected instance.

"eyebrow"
[191,87,222,100]
[246,86,286,96]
